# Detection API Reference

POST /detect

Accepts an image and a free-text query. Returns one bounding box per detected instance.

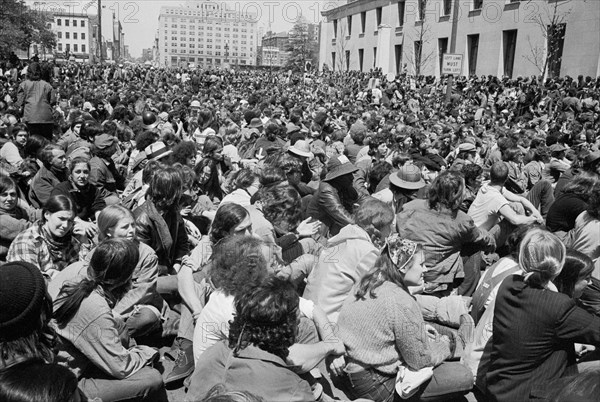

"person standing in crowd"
[15,62,55,140]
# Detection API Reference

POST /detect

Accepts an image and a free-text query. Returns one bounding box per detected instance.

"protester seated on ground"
[307,155,360,236]
[0,261,55,370]
[397,170,496,296]
[122,142,172,199]
[523,145,550,190]
[7,194,89,280]
[51,156,109,238]
[565,182,600,263]
[468,161,544,248]
[219,168,259,207]
[277,152,315,197]
[121,159,163,211]
[134,166,190,275]
[0,123,28,168]
[304,198,393,323]
[336,234,474,402]
[88,133,125,204]
[460,163,484,213]
[486,230,600,402]
[165,203,253,384]
[186,276,315,402]
[50,239,166,402]
[546,172,599,236]
[0,175,41,261]
[28,143,68,208]
[192,235,343,373]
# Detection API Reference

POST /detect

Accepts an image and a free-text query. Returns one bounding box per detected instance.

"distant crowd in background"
[0,58,599,402]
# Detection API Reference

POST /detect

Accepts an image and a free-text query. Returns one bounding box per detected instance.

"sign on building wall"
[442,54,463,75]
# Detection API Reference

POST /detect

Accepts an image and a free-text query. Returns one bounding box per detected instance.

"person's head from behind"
[427,170,464,212]
[0,359,82,402]
[97,205,136,242]
[202,384,264,402]
[554,249,594,299]
[0,262,55,368]
[230,169,260,196]
[148,166,183,212]
[210,235,268,299]
[519,229,566,288]
[353,199,394,248]
[141,159,163,186]
[355,234,425,299]
[210,203,252,244]
[587,183,600,220]
[259,183,303,233]
[228,276,299,360]
[490,161,509,186]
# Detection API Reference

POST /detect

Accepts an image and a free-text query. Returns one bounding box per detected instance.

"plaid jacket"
[6,222,88,280]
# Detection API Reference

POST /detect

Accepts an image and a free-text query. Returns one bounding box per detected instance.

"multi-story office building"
[158,0,258,68]
[261,31,291,67]
[319,0,600,78]
[50,12,95,61]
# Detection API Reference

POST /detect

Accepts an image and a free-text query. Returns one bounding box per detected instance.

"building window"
[66,32,70,39]
[58,32,62,39]
[57,19,61,26]
[418,0,426,21]
[360,12,366,33]
[331,52,336,70]
[73,20,77,27]
[414,41,422,74]
[467,34,479,76]
[82,44,86,53]
[395,44,403,74]
[333,19,338,38]
[398,2,406,27]
[74,44,78,52]
[376,7,382,26]
[502,29,518,78]
[442,0,452,16]
[438,38,448,73]
[347,15,352,36]
[58,43,63,51]
[81,20,85,27]
[345,50,350,70]
[81,33,85,40]
[65,19,69,26]
[358,48,364,72]
[473,0,483,9]
[547,23,566,78]
[74,33,77,40]
[373,47,377,67]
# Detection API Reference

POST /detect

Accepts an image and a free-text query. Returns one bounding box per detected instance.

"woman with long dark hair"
[50,239,165,402]
[7,194,88,280]
[15,62,56,140]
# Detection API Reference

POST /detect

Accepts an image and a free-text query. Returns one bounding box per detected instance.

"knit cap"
[0,262,47,342]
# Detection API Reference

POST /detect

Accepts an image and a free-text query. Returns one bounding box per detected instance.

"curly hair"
[169,141,197,166]
[228,276,298,360]
[259,183,302,232]
[210,235,268,298]
[353,199,394,248]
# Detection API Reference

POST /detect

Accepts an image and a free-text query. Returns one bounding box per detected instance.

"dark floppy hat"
[389,165,426,190]
[324,155,358,181]
[248,118,263,129]
[0,261,47,342]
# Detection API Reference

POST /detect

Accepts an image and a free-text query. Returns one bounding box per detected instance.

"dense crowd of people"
[0,58,599,402]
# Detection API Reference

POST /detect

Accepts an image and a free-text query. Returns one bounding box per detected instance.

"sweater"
[337,281,450,375]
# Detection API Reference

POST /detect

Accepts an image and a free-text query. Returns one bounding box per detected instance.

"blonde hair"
[519,229,566,288]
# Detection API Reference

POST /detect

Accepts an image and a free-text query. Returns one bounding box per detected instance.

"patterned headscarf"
[385,233,419,273]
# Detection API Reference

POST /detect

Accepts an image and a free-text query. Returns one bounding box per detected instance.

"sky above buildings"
[27,0,344,57]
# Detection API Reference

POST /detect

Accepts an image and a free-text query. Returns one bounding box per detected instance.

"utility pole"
[97,0,102,63]
[445,0,460,105]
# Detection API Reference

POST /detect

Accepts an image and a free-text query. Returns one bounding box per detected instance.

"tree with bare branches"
[405,0,435,76]
[523,0,584,79]
[335,23,349,72]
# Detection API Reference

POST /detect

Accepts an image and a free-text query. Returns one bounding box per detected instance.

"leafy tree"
[285,17,318,72]
[0,0,56,59]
